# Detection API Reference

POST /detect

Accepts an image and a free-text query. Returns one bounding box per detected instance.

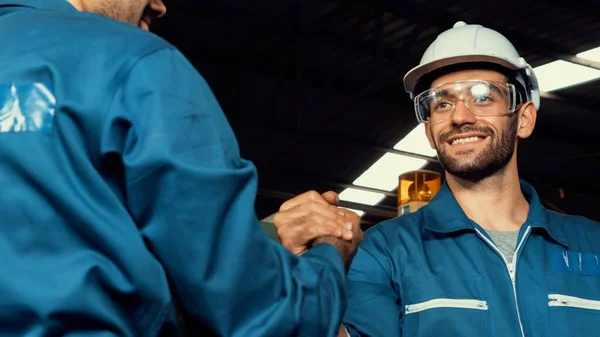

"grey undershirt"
[485,230,519,263]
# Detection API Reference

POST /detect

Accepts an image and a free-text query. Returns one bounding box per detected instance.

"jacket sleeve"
[100,47,347,337]
[343,228,402,337]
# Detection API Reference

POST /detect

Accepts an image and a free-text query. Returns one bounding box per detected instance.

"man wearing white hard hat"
[275,21,600,337]
[340,20,600,337]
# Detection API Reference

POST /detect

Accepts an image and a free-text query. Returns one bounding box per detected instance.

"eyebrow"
[431,89,457,99]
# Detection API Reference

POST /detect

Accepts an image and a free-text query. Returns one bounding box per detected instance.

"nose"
[149,0,167,18]
[450,100,477,126]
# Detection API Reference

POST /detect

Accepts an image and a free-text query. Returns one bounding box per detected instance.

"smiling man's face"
[425,69,520,182]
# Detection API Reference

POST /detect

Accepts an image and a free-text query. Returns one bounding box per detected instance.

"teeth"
[452,136,483,145]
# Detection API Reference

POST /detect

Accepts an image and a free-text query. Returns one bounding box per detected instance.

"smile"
[451,136,485,145]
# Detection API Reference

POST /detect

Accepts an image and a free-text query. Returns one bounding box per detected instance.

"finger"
[275,201,350,229]
[297,213,353,241]
[279,190,329,212]
[277,218,348,250]
[338,208,361,224]
[336,207,361,235]
[284,213,354,244]
[291,218,351,243]
[321,191,339,206]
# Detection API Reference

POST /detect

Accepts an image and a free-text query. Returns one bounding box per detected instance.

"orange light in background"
[398,170,442,215]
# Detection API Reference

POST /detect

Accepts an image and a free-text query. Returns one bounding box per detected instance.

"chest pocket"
[547,273,600,337]
[401,276,490,337]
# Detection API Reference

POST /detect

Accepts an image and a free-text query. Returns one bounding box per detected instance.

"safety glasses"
[413,80,519,124]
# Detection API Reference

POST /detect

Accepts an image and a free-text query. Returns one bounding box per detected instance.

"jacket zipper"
[549,294,600,310]
[475,226,532,337]
[405,298,489,314]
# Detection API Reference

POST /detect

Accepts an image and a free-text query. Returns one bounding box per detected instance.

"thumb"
[321,191,339,206]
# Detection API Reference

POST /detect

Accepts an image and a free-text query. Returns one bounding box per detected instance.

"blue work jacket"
[344,180,600,337]
[0,1,347,336]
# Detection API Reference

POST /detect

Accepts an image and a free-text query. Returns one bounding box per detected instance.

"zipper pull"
[507,262,515,281]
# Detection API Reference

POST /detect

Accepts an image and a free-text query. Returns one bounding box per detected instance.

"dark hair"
[414,62,527,105]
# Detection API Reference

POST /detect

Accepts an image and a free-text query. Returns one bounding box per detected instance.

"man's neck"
[446,161,529,232]
[66,0,83,11]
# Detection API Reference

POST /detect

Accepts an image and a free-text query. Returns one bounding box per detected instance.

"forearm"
[129,165,348,335]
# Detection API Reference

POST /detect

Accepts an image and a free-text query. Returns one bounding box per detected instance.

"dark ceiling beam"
[160,1,600,101]
[188,46,600,115]
[257,189,398,219]
[260,168,399,197]
[158,5,600,110]
[156,3,410,80]
[537,2,600,27]
[299,133,439,163]
[373,0,600,70]
[157,4,600,141]
[275,4,366,54]
[540,51,600,71]
[540,91,600,113]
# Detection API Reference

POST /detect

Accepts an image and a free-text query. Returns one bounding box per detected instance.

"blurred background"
[153,0,600,230]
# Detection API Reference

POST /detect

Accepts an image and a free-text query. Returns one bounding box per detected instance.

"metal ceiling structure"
[153,0,600,229]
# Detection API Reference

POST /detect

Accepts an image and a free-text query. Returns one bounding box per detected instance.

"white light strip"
[339,188,386,207]
[338,149,429,217]
[353,152,427,191]
[346,208,365,217]
[533,60,600,92]
[393,123,437,157]
[577,46,600,63]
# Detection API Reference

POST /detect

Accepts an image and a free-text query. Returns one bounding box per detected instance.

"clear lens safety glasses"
[413,80,518,124]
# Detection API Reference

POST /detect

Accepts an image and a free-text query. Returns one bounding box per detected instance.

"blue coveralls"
[0,1,347,336]
[344,180,600,337]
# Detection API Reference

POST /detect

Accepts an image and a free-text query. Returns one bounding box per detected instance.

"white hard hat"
[403,21,540,110]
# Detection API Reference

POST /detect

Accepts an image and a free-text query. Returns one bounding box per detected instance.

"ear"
[516,102,537,139]
[424,122,436,149]
[150,0,167,17]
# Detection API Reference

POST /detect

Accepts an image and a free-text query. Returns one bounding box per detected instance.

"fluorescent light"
[353,152,428,191]
[339,188,386,206]
[346,208,365,217]
[577,46,600,62]
[393,123,437,157]
[533,60,600,92]
[338,125,429,211]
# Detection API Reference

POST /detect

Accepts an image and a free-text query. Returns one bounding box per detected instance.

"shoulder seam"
[101,46,177,126]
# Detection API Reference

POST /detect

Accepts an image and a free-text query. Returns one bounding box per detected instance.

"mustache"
[439,125,493,143]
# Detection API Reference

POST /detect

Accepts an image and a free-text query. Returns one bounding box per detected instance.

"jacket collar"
[424,179,568,247]
[0,0,77,12]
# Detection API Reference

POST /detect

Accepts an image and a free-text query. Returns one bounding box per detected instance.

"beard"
[433,117,518,183]
[86,0,147,26]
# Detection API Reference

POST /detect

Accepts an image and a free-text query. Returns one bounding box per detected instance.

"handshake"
[273,190,364,268]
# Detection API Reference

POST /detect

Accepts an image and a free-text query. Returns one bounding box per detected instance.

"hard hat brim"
[403,54,522,96]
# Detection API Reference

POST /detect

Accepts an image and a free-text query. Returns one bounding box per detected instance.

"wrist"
[313,236,339,246]
[312,236,351,269]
